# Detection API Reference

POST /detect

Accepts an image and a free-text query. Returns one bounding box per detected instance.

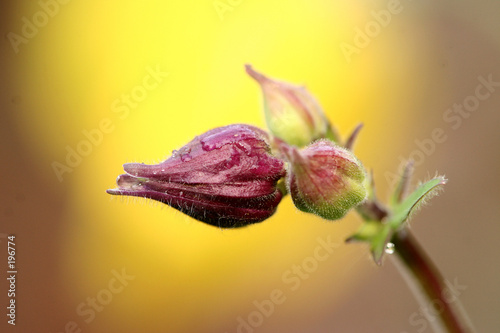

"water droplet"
[181,153,192,162]
[172,150,178,157]
[201,140,218,151]
[385,242,395,254]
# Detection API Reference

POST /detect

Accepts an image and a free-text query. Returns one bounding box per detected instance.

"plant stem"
[391,230,474,333]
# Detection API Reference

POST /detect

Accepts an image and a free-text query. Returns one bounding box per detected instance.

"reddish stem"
[391,230,474,333]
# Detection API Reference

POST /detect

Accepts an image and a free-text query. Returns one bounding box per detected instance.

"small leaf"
[370,224,393,265]
[389,176,447,229]
[346,220,383,243]
[344,123,363,151]
[390,160,414,206]
[346,221,392,265]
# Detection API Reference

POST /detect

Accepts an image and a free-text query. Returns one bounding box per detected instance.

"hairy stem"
[391,230,475,333]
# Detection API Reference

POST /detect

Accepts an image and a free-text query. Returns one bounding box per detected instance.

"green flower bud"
[246,65,337,147]
[285,140,367,220]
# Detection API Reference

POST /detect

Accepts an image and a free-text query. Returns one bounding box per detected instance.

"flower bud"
[285,140,367,220]
[107,124,286,228]
[245,65,337,147]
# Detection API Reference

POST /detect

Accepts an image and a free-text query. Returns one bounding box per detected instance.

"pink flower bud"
[285,140,367,220]
[107,124,286,228]
[246,65,337,147]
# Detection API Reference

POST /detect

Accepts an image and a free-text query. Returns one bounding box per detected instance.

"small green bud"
[285,140,367,220]
[246,65,336,147]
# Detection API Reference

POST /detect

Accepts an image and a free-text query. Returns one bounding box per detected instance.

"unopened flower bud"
[107,124,286,228]
[246,65,338,147]
[285,140,367,220]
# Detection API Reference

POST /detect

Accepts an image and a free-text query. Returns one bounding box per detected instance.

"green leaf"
[347,169,447,265]
[389,160,414,206]
[370,224,393,265]
[346,220,384,243]
[389,176,447,229]
[346,221,392,265]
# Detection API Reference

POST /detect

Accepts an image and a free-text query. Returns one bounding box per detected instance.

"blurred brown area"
[0,1,74,332]
[1,1,499,333]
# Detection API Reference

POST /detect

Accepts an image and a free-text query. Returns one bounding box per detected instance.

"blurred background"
[1,0,499,332]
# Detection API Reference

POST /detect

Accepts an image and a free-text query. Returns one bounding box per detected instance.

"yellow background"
[1,0,499,332]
